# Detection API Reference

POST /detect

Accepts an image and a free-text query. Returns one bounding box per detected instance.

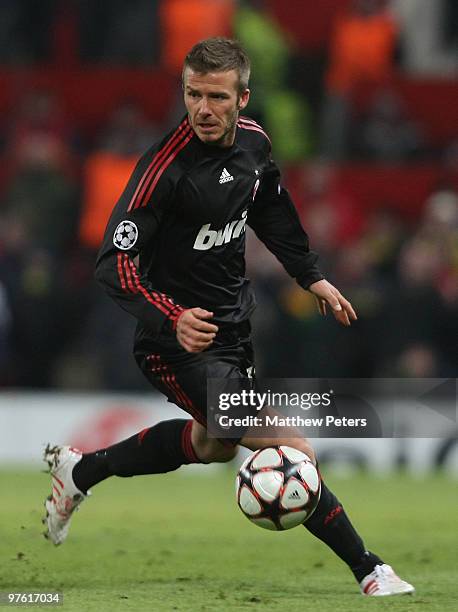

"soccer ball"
[236,446,321,531]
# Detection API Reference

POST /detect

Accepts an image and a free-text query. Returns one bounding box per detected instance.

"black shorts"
[134,321,255,447]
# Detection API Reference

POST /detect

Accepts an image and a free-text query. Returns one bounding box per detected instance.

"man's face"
[183,67,250,147]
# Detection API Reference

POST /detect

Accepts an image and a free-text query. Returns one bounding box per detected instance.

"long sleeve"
[94,148,185,337]
[247,160,324,289]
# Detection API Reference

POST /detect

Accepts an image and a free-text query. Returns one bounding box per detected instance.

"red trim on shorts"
[144,354,237,449]
[147,354,206,427]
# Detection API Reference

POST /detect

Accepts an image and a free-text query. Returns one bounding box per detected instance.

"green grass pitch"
[0,466,456,611]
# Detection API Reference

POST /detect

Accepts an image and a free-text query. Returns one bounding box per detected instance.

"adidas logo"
[219,167,234,184]
[288,490,301,500]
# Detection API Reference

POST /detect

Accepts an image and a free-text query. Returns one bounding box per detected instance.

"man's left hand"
[308,279,357,327]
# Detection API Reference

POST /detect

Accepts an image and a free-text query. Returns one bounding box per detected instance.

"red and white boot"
[360,563,415,596]
[42,445,89,545]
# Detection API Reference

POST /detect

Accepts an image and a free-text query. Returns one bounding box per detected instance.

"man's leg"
[241,431,383,583]
[175,406,381,584]
[241,428,414,595]
[72,418,237,493]
[43,345,242,545]
[43,419,236,546]
[73,419,201,493]
[42,419,202,545]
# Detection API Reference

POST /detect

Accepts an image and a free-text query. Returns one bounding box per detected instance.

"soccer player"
[43,38,414,597]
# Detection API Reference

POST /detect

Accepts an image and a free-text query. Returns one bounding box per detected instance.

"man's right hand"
[176,308,219,353]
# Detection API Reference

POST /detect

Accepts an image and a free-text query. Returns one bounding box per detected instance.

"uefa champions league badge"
[113,220,139,250]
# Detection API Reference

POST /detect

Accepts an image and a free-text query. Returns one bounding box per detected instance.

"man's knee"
[196,441,238,464]
[191,420,238,463]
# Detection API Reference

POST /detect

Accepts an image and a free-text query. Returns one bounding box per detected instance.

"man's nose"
[198,97,211,115]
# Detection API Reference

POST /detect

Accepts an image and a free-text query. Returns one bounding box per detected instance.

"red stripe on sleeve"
[122,254,138,293]
[142,131,194,206]
[133,124,192,210]
[127,119,191,212]
[170,307,185,330]
[117,253,128,291]
[127,258,176,317]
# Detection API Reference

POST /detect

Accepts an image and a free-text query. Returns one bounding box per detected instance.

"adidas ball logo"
[219,167,234,184]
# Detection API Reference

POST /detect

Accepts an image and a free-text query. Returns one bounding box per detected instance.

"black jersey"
[95,115,323,346]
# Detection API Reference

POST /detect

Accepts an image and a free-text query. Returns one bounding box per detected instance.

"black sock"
[72,419,199,493]
[304,482,383,582]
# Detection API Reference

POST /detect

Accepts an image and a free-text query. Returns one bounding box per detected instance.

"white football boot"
[360,563,415,596]
[42,445,89,545]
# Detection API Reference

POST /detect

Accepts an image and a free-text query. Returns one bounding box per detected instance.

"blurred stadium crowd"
[0,0,456,390]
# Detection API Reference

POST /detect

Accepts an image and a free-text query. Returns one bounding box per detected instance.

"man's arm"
[247,160,357,326]
[95,148,219,349]
[95,152,185,337]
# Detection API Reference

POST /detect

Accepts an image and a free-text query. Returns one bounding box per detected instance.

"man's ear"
[238,89,250,111]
